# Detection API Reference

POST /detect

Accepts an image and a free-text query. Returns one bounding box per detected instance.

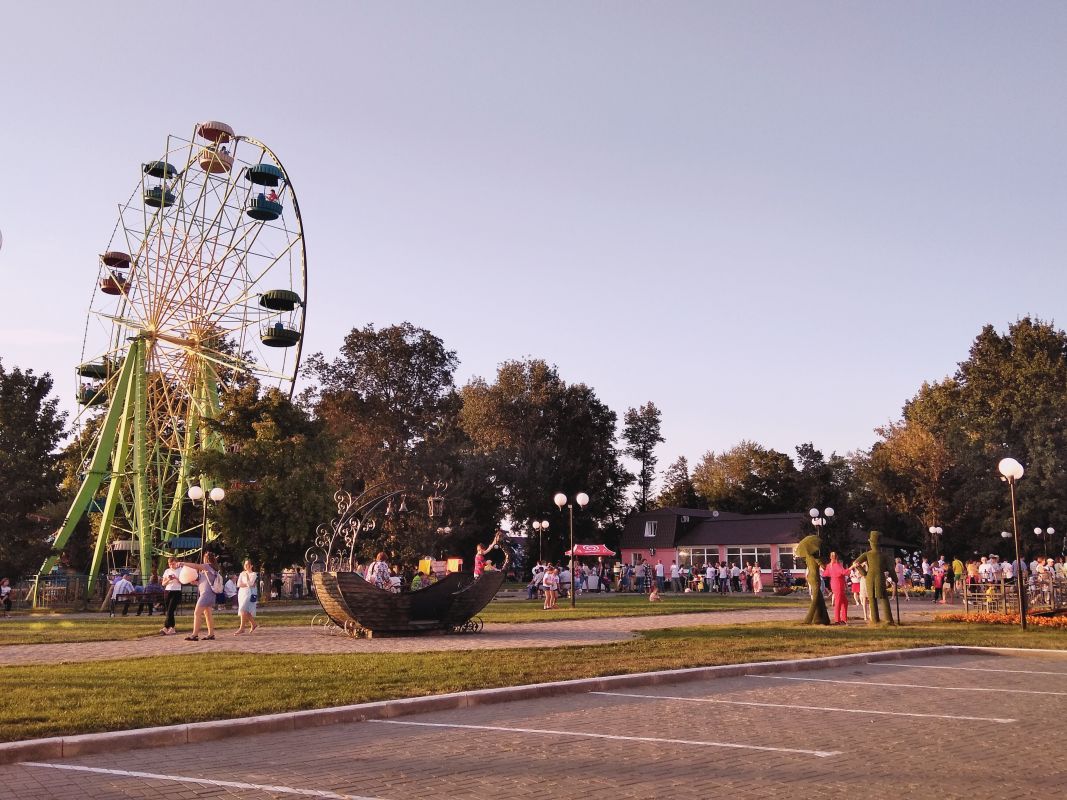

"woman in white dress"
[235,559,259,634]
[750,564,763,594]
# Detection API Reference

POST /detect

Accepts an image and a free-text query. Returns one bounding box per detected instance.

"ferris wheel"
[38,120,306,594]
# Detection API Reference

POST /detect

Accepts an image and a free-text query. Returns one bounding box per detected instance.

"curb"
[0,644,1030,765]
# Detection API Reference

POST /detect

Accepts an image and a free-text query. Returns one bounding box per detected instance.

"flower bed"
[937,611,1067,628]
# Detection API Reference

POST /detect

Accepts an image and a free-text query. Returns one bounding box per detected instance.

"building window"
[644,521,658,538]
[678,548,718,568]
[778,546,797,572]
[727,546,772,571]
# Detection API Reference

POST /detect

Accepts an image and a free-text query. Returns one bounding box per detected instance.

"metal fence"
[963,576,1067,614]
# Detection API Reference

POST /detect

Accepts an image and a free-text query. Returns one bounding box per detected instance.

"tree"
[304,322,459,487]
[865,318,1067,560]
[460,359,632,556]
[194,385,335,577]
[623,402,664,512]
[304,323,503,563]
[655,456,704,509]
[691,441,800,514]
[0,362,66,577]
[794,442,876,557]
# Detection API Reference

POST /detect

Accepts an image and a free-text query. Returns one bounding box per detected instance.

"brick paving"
[2,650,1062,799]
[0,604,938,666]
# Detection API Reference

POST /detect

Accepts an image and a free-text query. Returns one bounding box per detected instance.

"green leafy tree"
[654,456,704,509]
[691,441,800,514]
[0,362,66,577]
[304,323,503,563]
[460,359,632,556]
[194,385,335,578]
[866,318,1067,560]
[623,401,664,512]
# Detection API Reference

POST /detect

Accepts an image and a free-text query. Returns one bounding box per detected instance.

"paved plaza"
[3,649,1063,798]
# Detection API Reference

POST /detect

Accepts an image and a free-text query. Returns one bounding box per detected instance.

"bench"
[110,591,164,617]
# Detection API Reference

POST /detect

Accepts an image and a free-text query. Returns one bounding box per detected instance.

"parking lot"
[4,650,1067,799]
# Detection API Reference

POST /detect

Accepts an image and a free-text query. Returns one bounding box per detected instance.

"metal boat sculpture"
[313,568,505,636]
[307,486,507,637]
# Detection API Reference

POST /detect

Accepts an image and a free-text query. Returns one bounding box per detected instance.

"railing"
[963,576,1067,614]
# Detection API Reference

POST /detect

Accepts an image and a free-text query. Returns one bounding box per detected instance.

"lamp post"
[997,457,1027,630]
[187,485,225,562]
[928,526,944,556]
[532,519,549,563]
[809,507,834,533]
[1034,526,1056,558]
[554,492,589,608]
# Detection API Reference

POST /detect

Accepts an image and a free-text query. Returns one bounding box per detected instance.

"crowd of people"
[99,553,261,640]
[524,558,774,602]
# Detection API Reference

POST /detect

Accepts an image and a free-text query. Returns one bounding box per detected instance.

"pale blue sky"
[2,2,1065,485]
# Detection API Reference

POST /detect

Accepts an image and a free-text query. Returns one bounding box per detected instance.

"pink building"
[619,507,810,586]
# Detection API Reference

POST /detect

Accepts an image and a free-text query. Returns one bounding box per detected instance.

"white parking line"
[869,663,1067,677]
[750,675,1067,696]
[22,763,382,800]
[589,691,1015,723]
[368,719,841,757]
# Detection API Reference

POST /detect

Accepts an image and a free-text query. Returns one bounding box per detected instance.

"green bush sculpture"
[852,530,897,625]
[795,533,830,625]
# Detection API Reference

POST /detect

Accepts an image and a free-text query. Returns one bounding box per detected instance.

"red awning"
[565,544,616,557]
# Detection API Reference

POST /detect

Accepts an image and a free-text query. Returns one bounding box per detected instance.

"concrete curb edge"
[0,644,1042,765]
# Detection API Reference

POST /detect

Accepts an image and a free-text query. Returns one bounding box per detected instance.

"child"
[648,584,661,602]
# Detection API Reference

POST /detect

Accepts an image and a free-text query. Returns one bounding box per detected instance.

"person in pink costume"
[822,551,850,624]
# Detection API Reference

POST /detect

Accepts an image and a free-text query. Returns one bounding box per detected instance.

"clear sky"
[2,1,1065,486]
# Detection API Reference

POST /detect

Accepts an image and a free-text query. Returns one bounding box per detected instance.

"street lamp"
[809,507,834,532]
[531,519,549,563]
[1034,526,1056,558]
[928,526,944,555]
[187,485,225,561]
[554,492,589,608]
[997,457,1027,630]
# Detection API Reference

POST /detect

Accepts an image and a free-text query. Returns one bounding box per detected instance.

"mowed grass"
[3,621,1066,742]
[0,611,319,645]
[0,594,796,645]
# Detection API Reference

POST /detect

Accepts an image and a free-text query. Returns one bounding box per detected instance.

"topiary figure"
[852,530,896,625]
[795,533,830,625]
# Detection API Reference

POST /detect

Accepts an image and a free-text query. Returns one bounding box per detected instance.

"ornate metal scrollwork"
[306,480,451,575]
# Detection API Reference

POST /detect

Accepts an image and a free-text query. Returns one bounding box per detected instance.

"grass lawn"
[2,621,1065,742]
[0,594,797,645]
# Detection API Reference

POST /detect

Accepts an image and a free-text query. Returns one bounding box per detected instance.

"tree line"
[1,316,1063,577]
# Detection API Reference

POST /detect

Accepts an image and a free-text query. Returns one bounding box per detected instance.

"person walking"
[160,556,183,635]
[180,552,221,641]
[235,559,259,634]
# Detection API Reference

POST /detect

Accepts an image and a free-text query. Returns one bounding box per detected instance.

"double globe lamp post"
[554,492,589,608]
[809,507,834,533]
[1034,526,1056,558]
[187,485,225,561]
[531,519,550,563]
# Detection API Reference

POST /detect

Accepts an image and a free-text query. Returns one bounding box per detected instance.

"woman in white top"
[160,556,183,635]
[235,559,259,634]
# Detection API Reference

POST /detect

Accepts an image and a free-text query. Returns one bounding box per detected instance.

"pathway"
[0,603,939,666]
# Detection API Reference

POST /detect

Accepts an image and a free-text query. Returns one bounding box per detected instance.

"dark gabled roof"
[677,513,808,546]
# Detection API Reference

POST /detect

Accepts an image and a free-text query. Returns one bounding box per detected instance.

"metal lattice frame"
[36,124,306,601]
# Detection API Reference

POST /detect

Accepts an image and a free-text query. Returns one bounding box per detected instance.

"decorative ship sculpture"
[306,484,507,637]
